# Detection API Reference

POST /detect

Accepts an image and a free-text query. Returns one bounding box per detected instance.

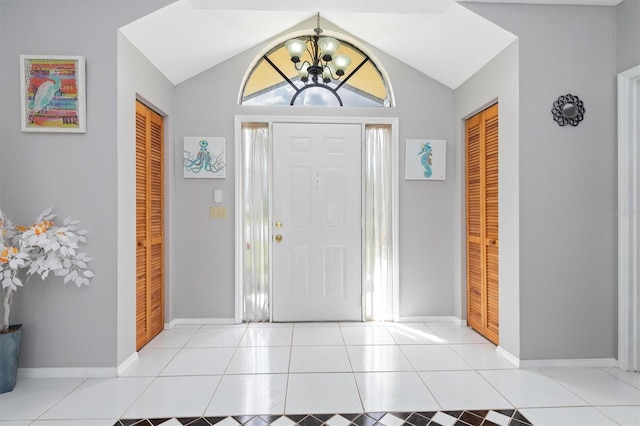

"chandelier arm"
[289,83,343,106]
[306,44,315,65]
[294,60,312,72]
[309,35,321,66]
[324,65,341,80]
[335,56,370,91]
[263,55,299,92]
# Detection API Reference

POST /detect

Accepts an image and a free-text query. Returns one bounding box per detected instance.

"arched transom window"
[241,22,391,107]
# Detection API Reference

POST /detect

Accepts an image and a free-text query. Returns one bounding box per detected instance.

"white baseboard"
[117,352,139,376]
[399,316,467,326]
[519,358,618,369]
[453,318,468,326]
[496,346,520,368]
[18,367,117,379]
[165,318,236,329]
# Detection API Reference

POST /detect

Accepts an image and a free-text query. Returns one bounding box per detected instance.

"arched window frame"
[239,30,395,108]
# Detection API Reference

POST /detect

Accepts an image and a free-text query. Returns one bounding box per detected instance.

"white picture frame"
[20,54,86,133]
[405,139,447,181]
[183,137,226,178]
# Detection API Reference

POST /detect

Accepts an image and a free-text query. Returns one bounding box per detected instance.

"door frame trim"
[233,115,400,323]
[618,65,640,371]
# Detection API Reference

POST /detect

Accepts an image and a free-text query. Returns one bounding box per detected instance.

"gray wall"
[454,41,520,357]
[617,0,640,73]
[116,33,174,366]
[0,0,628,369]
[0,0,172,368]
[465,3,618,360]
[172,18,457,320]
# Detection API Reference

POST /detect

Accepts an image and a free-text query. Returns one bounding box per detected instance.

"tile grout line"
[32,377,89,422]
[18,322,636,425]
[153,328,197,377]
[536,367,596,409]
[408,322,446,413]
[599,366,640,391]
[124,325,201,420]
[201,325,250,418]
[591,404,631,425]
[339,322,366,415]
[282,323,295,416]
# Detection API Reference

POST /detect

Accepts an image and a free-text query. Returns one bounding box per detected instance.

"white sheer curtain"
[364,125,394,321]
[241,124,270,322]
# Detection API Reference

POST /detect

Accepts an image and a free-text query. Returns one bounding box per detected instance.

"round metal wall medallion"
[552,94,585,127]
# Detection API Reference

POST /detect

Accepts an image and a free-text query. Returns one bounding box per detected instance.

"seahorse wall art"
[183,137,226,178]
[418,142,433,179]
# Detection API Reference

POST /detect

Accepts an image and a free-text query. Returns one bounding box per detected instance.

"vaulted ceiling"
[120,0,622,89]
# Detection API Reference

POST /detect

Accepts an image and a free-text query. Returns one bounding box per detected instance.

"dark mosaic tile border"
[115,409,534,425]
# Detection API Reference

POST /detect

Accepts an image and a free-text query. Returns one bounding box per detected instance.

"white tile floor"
[0,321,638,425]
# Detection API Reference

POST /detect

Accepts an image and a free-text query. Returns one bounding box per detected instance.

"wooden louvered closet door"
[136,101,164,350]
[466,103,499,345]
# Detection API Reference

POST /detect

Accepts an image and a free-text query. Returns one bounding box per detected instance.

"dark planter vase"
[0,324,22,394]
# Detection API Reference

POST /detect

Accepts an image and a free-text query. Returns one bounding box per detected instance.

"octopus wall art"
[183,137,226,178]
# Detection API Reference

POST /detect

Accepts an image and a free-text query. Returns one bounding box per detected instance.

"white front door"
[272,123,362,321]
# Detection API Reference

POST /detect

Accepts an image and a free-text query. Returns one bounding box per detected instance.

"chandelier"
[284,13,352,85]
[253,13,375,106]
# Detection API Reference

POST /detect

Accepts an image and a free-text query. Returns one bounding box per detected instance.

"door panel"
[324,246,346,297]
[136,101,164,350]
[272,123,362,321]
[135,109,148,348]
[466,103,499,345]
[466,115,483,334]
[290,166,312,228]
[484,110,499,343]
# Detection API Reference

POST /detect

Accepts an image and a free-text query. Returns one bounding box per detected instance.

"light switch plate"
[210,206,227,219]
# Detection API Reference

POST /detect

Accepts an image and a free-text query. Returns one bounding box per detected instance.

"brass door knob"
[275,234,283,242]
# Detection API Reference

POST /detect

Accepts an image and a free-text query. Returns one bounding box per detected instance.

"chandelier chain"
[315,12,322,35]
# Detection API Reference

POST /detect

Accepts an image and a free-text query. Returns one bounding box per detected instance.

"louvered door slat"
[466,115,483,333]
[467,241,483,331]
[466,103,499,345]
[135,107,148,350]
[484,105,499,344]
[467,120,482,241]
[486,246,500,340]
[136,101,164,351]
[148,112,164,339]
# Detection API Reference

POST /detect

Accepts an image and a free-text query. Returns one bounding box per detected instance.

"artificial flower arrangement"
[0,207,94,333]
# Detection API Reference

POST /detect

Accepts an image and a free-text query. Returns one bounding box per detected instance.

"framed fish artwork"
[183,137,226,178]
[20,55,86,133]
[405,139,446,180]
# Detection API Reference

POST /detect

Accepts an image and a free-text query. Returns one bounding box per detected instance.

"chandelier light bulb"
[317,37,340,61]
[322,66,332,83]
[298,63,310,82]
[285,39,306,63]
[332,54,351,76]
